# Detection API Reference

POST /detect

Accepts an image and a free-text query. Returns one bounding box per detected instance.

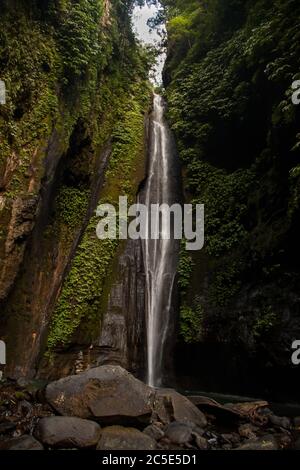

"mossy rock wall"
[162,0,300,396]
[0,0,151,379]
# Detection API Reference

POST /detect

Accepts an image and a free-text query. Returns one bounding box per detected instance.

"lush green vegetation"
[1,0,299,373]
[0,0,152,197]
[47,81,150,352]
[0,0,152,355]
[180,300,204,344]
[161,0,300,355]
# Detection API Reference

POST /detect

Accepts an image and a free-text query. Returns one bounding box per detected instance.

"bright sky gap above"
[132,2,166,85]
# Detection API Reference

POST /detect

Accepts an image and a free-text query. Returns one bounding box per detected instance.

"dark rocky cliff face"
[37,236,147,381]
[0,0,151,379]
[95,238,146,376]
[162,0,300,400]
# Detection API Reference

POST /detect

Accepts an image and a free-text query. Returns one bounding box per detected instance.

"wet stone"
[236,435,278,451]
[34,416,101,449]
[165,422,193,446]
[97,426,156,450]
[0,435,43,450]
[143,424,164,441]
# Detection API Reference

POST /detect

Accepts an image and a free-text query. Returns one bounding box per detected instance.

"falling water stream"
[142,94,180,387]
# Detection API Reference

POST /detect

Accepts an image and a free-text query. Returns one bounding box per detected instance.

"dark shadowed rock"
[188,395,241,423]
[236,435,278,450]
[34,416,101,448]
[276,433,293,449]
[294,416,300,430]
[143,424,164,441]
[97,426,156,450]
[294,437,300,450]
[45,366,153,426]
[155,389,207,428]
[194,434,208,450]
[221,433,241,446]
[96,238,146,374]
[225,401,269,425]
[238,423,258,439]
[0,435,43,450]
[0,421,17,434]
[269,414,291,430]
[0,196,38,302]
[165,422,193,445]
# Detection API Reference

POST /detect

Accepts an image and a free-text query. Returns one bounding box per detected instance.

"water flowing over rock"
[141,94,181,387]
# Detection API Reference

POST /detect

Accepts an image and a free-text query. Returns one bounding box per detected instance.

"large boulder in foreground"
[155,389,207,428]
[45,366,154,426]
[34,417,101,448]
[97,426,156,450]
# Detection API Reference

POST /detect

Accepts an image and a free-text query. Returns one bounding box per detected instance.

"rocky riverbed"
[0,366,299,451]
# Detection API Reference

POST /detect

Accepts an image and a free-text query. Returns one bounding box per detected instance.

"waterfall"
[142,94,180,388]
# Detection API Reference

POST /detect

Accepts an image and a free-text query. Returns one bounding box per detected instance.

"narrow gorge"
[0,0,181,388]
[1,0,300,454]
[0,0,153,381]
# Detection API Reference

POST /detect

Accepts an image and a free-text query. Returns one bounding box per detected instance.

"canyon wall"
[0,0,151,380]
[162,0,300,400]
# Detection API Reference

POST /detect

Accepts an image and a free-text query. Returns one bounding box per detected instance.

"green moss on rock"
[163,0,300,354]
[47,82,150,352]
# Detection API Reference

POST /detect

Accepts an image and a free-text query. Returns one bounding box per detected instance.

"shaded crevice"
[1,120,111,380]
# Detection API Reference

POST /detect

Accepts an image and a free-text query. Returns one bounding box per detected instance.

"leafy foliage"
[47,81,150,352]
[55,186,90,229]
[180,298,205,344]
[0,0,152,354]
[177,239,194,291]
[163,0,300,349]
[53,0,104,78]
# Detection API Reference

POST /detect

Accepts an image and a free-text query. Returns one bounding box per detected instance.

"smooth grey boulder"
[45,365,154,426]
[97,426,156,450]
[165,422,193,445]
[269,414,291,430]
[0,435,43,450]
[155,389,207,428]
[34,416,101,448]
